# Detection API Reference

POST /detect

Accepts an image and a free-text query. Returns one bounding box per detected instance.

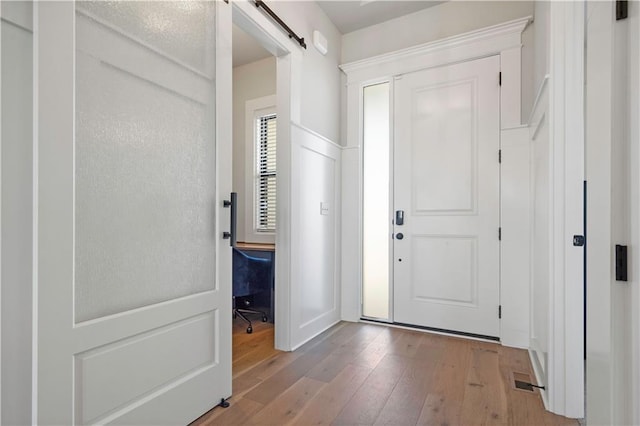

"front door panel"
[393,56,501,338]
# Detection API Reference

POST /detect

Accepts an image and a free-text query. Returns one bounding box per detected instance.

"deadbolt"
[396,232,404,240]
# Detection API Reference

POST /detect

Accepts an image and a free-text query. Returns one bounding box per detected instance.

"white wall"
[232,56,276,243]
[585,3,615,422]
[531,0,549,111]
[610,7,632,422]
[341,1,534,63]
[341,1,534,117]
[1,2,33,424]
[585,1,636,424]
[265,1,342,144]
[629,2,640,423]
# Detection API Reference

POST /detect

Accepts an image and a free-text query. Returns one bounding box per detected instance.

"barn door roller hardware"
[254,0,307,49]
[616,0,628,20]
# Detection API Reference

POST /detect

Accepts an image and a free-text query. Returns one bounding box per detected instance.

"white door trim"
[231,0,302,351]
[534,0,585,418]
[0,2,4,421]
[631,3,640,421]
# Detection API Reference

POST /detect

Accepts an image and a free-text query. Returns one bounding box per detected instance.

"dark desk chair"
[233,248,270,334]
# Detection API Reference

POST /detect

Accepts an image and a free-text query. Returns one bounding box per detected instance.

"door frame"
[585,0,639,423]
[340,16,531,337]
[543,1,585,418]
[230,0,302,351]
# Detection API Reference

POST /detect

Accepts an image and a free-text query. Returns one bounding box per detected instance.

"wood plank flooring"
[193,321,578,426]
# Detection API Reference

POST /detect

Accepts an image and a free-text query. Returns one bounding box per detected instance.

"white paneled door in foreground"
[393,56,501,338]
[36,2,231,424]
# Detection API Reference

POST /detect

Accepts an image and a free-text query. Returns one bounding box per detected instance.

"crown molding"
[340,16,532,81]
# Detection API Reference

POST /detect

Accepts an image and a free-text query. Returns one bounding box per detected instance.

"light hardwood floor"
[193,321,578,425]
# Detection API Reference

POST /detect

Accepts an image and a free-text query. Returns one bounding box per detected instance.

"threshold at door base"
[360,318,500,343]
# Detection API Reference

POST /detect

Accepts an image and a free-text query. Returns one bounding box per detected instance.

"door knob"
[396,232,404,240]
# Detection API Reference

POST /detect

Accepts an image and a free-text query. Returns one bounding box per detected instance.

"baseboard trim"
[289,319,341,352]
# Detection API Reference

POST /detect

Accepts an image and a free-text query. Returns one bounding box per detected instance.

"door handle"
[395,210,405,226]
[223,192,237,247]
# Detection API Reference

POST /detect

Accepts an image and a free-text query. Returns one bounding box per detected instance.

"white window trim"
[244,95,276,244]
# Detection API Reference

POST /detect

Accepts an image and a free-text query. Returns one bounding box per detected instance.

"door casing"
[341,17,531,345]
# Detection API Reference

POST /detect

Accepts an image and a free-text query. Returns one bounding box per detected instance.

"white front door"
[393,56,501,338]
[35,2,231,424]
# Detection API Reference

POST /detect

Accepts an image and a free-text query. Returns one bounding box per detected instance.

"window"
[255,112,277,232]
[244,95,276,243]
[362,82,391,320]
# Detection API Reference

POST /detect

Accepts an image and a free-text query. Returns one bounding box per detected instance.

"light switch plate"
[320,202,330,215]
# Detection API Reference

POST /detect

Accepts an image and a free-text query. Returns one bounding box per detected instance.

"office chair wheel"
[246,325,253,334]
[262,315,268,322]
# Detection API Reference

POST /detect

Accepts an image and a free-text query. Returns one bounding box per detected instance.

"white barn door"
[35,2,231,424]
[393,56,501,338]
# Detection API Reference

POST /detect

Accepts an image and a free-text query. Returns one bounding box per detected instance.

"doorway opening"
[232,19,278,362]
[361,56,502,340]
[230,19,279,375]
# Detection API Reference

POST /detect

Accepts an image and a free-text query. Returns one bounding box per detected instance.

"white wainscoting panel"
[529,78,550,407]
[290,124,341,348]
[340,147,360,322]
[500,126,531,348]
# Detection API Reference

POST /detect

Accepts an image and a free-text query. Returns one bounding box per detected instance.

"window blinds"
[256,113,277,232]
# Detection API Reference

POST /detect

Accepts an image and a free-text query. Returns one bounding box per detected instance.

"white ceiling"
[317,0,444,34]
[233,23,272,68]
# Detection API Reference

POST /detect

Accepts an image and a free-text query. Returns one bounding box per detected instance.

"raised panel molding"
[500,126,532,350]
[410,235,477,306]
[410,79,477,215]
[75,312,217,424]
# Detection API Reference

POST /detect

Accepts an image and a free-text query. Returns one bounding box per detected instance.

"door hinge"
[498,149,502,163]
[499,305,502,319]
[498,227,502,241]
[499,72,502,86]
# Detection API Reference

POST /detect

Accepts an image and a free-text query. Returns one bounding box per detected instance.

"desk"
[234,242,275,322]
[236,242,275,252]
